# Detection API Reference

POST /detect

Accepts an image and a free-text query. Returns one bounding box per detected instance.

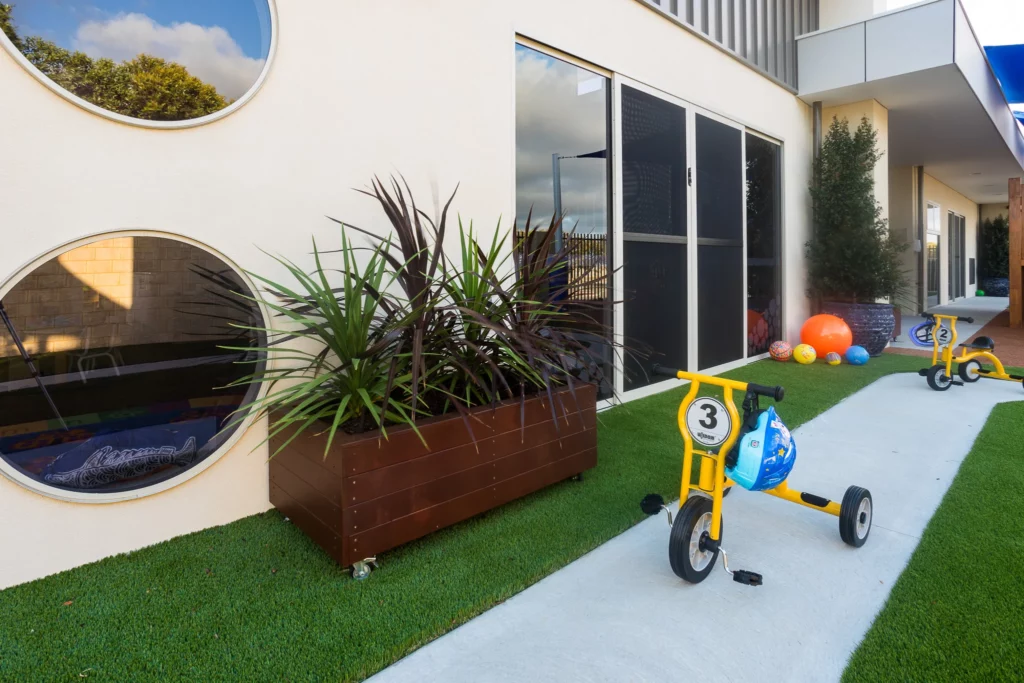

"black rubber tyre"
[722,486,732,498]
[926,364,953,391]
[839,486,873,548]
[958,360,982,383]
[669,496,721,583]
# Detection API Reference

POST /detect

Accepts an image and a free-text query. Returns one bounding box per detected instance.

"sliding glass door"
[614,78,779,394]
[620,84,688,390]
[948,212,966,300]
[695,113,745,370]
[745,133,782,356]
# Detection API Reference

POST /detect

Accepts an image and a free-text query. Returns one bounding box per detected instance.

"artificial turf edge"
[0,355,973,682]
[841,399,1024,682]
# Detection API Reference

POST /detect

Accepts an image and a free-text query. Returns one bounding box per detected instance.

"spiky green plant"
[233,175,622,457]
[226,230,425,456]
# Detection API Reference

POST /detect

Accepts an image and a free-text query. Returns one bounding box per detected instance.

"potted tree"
[807,117,907,356]
[232,177,616,578]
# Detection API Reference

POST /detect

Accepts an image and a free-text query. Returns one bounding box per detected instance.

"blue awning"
[986,44,1024,106]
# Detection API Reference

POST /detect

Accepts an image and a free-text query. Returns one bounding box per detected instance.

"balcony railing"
[637,0,818,91]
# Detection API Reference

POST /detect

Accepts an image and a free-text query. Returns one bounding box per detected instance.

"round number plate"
[685,397,732,448]
[936,327,953,345]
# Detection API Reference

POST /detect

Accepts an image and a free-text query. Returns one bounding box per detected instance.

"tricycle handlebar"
[651,364,784,402]
[748,382,786,402]
[652,364,680,377]
[922,312,973,324]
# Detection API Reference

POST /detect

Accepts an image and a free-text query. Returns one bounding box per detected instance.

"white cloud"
[73,13,265,100]
[515,48,610,233]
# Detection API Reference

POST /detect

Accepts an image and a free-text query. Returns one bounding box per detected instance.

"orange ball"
[801,314,853,357]
[747,309,768,346]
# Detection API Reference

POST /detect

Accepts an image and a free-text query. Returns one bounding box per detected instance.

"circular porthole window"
[0,1,275,127]
[0,235,264,500]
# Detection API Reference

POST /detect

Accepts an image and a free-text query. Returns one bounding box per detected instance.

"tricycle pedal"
[733,570,763,586]
[917,368,929,377]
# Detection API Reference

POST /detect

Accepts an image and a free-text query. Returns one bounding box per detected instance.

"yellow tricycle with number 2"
[918,313,1024,391]
[641,366,873,586]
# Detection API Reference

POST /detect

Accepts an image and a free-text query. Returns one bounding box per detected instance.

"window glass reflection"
[515,44,613,397]
[1,1,272,121]
[0,237,262,494]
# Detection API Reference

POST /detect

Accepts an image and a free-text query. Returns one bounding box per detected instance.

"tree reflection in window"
[0,1,271,122]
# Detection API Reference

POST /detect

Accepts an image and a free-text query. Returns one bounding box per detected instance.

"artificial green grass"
[0,355,928,682]
[842,399,1024,682]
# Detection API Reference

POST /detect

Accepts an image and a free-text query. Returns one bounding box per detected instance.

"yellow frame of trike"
[928,314,1013,382]
[674,370,842,544]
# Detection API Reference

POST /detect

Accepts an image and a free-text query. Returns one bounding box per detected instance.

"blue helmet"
[726,406,796,491]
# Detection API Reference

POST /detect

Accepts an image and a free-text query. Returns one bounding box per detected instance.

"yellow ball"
[793,343,817,365]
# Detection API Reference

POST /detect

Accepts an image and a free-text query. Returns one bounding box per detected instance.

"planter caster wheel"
[350,558,377,581]
[570,472,584,482]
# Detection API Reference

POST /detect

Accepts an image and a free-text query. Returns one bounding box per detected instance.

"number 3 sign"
[685,397,732,448]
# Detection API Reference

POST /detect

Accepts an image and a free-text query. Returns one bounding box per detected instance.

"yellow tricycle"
[641,366,873,586]
[917,313,1024,391]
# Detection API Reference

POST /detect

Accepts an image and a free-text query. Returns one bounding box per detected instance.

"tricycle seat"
[963,336,995,351]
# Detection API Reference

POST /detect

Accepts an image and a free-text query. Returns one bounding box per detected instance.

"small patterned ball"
[845,345,870,366]
[825,352,842,366]
[793,343,817,365]
[769,341,792,362]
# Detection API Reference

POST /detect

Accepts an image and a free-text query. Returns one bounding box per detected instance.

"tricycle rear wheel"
[839,486,872,547]
[669,496,721,583]
[958,359,982,383]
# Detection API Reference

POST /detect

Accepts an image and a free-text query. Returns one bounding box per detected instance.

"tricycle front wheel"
[926,364,953,391]
[670,496,721,583]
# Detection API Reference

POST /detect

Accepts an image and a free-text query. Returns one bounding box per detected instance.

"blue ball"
[846,345,870,366]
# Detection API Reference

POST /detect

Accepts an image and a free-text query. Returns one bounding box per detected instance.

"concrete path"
[367,373,1024,683]
[891,296,1008,350]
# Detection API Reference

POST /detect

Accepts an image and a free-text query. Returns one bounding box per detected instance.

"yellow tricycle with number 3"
[640,365,873,586]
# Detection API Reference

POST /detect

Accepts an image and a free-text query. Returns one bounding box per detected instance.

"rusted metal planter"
[269,383,597,570]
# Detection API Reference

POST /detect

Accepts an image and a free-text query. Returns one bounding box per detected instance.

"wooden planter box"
[269,383,597,568]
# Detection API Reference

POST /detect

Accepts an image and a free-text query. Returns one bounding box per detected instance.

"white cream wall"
[0,0,813,587]
[981,203,1010,222]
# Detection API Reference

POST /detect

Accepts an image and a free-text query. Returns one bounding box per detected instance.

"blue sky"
[10,0,270,58]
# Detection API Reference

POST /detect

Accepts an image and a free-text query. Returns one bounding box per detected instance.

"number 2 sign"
[684,397,732,448]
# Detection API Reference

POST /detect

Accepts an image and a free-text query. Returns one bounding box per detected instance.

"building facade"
[0,0,1021,588]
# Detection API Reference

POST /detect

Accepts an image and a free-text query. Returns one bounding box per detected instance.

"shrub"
[806,117,907,303]
[979,214,1009,279]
